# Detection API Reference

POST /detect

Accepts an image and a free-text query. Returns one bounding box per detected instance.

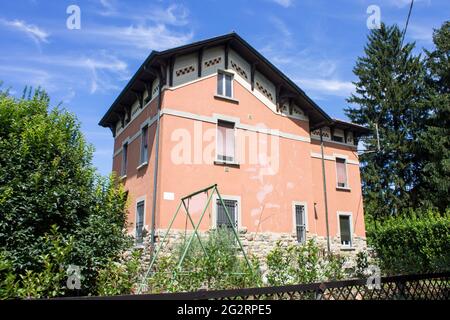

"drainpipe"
[319,127,331,253]
[150,70,163,255]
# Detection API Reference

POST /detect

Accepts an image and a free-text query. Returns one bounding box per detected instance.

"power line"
[401,0,415,48]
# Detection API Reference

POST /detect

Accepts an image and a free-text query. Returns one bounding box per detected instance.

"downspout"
[319,127,331,253]
[150,70,163,255]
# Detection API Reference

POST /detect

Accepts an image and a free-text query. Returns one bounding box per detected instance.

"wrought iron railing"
[87,272,449,300]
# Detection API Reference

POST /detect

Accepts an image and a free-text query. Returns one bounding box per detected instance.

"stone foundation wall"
[135,229,367,270]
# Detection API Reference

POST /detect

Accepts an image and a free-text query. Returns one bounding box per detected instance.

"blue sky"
[0,0,448,176]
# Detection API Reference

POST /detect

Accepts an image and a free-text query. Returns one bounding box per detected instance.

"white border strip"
[311,136,356,149]
[163,108,311,143]
[310,152,359,165]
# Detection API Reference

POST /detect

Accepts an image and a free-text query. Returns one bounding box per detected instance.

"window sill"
[336,186,351,192]
[340,247,355,252]
[120,174,127,181]
[214,160,240,168]
[137,162,148,170]
[210,227,242,232]
[214,94,239,104]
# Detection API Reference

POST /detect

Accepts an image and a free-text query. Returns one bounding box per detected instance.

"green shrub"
[1,226,73,299]
[367,209,450,275]
[147,228,261,293]
[265,240,346,286]
[0,252,18,299]
[96,250,142,296]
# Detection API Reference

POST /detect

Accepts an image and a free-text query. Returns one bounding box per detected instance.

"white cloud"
[3,51,131,94]
[97,1,190,26]
[87,24,193,52]
[295,78,355,97]
[149,4,190,26]
[86,3,194,55]
[408,24,433,43]
[61,88,76,103]
[0,65,53,89]
[258,14,352,99]
[269,16,292,38]
[270,0,294,8]
[0,18,49,44]
[98,0,118,16]
[387,0,430,8]
[38,52,129,94]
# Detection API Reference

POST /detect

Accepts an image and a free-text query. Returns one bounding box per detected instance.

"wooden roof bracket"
[224,41,230,70]
[251,62,257,91]
[197,48,204,78]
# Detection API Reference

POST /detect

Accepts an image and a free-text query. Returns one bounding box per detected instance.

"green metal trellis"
[137,184,253,294]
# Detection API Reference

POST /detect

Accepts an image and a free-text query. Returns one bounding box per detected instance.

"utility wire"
[401,0,415,48]
[360,0,415,155]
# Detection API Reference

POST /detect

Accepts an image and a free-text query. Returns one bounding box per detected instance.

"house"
[99,33,370,256]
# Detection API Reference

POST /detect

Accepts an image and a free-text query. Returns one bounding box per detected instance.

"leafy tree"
[345,23,428,218]
[417,21,450,211]
[0,86,131,296]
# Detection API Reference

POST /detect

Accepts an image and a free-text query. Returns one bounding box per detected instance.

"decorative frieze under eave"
[131,90,144,109]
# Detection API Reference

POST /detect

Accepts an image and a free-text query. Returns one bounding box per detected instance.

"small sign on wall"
[163,192,175,201]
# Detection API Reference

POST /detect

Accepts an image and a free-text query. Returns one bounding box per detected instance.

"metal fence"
[88,272,449,300]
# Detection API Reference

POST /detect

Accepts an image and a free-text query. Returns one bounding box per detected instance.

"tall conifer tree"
[345,23,427,218]
[418,21,450,211]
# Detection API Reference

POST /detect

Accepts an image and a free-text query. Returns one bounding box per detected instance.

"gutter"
[319,127,331,253]
[150,67,163,254]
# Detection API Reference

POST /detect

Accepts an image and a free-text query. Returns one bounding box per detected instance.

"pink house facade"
[99,33,370,256]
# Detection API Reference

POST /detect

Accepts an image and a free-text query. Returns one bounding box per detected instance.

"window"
[216,120,235,163]
[332,135,344,143]
[216,198,237,229]
[217,71,233,98]
[140,125,148,165]
[339,214,352,247]
[336,158,348,188]
[294,204,306,244]
[136,201,145,245]
[121,142,128,177]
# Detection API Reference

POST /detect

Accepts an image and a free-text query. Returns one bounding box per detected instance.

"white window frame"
[332,135,344,143]
[139,125,149,166]
[335,157,349,189]
[135,198,146,246]
[292,201,308,244]
[211,195,241,230]
[337,211,353,248]
[215,119,237,164]
[217,70,234,98]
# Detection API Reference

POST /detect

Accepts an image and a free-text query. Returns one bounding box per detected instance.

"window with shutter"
[216,120,235,163]
[295,204,306,243]
[140,125,148,165]
[336,158,348,188]
[216,199,237,229]
[121,142,128,176]
[136,201,145,245]
[339,215,352,247]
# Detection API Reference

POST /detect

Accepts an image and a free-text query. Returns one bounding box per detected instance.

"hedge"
[367,210,450,275]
